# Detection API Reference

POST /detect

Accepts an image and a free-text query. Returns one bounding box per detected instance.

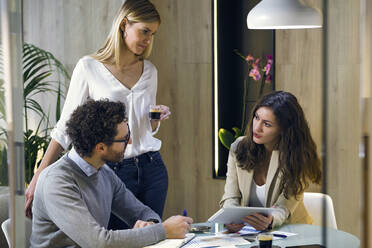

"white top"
[51,56,161,158]
[248,180,266,207]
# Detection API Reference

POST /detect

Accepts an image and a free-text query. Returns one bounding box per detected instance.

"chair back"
[303,192,337,229]
[1,218,10,246]
[1,217,32,247]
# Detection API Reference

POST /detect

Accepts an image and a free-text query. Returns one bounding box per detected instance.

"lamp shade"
[247,0,322,29]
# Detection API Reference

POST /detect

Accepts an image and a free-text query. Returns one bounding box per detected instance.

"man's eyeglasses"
[109,123,131,146]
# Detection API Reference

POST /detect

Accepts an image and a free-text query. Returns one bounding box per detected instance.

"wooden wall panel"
[365,97,371,247]
[23,0,123,126]
[150,0,225,221]
[276,27,323,194]
[276,0,323,194]
[326,0,361,237]
[364,0,372,245]
[277,0,362,238]
[368,100,372,245]
[23,0,121,71]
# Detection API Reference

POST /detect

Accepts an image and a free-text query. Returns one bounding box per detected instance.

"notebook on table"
[144,233,196,248]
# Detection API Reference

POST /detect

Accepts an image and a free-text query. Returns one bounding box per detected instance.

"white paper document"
[183,234,250,248]
[144,233,196,248]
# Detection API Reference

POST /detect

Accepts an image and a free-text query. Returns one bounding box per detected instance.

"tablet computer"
[207,207,278,224]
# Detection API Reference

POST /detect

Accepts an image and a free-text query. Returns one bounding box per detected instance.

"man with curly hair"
[30,99,192,248]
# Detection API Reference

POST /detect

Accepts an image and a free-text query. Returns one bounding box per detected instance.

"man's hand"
[162,215,193,239]
[242,213,273,231]
[133,220,155,229]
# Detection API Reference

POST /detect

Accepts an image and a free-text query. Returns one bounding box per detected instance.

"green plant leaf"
[0,43,70,183]
[24,72,53,97]
[22,44,68,123]
[23,43,70,80]
[56,82,62,122]
[0,80,5,119]
[0,147,8,185]
[232,127,242,138]
[24,62,50,81]
[25,98,47,117]
[218,128,236,150]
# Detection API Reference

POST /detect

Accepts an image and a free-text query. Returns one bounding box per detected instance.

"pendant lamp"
[247,0,322,29]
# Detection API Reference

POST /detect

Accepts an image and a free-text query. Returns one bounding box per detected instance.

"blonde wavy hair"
[92,0,160,67]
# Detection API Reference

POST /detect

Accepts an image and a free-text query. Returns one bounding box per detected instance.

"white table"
[188,223,360,248]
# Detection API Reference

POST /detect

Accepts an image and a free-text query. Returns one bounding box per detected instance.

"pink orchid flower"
[266,54,273,64]
[249,68,261,81]
[252,58,260,69]
[245,54,254,62]
[264,63,271,75]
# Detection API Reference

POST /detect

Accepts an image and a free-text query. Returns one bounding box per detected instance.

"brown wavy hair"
[235,91,321,198]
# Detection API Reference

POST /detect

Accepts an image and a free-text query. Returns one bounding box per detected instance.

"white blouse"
[51,56,162,158]
[249,179,288,220]
[249,180,266,207]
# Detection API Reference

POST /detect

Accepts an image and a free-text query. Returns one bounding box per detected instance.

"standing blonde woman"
[25,0,170,230]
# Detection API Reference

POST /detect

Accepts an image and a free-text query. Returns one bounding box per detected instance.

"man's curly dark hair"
[66,99,127,157]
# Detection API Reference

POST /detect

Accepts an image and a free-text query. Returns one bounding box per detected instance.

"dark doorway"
[213,0,275,178]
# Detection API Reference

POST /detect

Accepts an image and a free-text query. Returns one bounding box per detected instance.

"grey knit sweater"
[30,152,165,248]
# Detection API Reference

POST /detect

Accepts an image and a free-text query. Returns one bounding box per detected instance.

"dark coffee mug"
[257,233,273,248]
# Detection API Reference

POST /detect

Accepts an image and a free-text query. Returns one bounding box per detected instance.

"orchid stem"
[259,75,265,96]
[233,49,247,61]
[241,72,250,132]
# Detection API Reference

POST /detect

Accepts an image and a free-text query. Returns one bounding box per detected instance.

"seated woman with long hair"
[220,91,322,232]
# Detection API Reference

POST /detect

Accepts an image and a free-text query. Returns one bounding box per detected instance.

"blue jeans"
[107,151,168,230]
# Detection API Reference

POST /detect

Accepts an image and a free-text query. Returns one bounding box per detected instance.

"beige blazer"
[220,138,313,228]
